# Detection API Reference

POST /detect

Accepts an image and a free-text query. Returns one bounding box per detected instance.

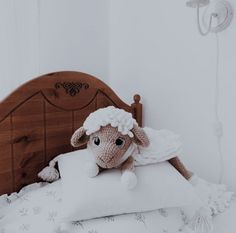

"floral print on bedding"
[0,181,195,233]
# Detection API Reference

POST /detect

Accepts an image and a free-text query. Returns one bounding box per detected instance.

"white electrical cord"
[195,2,224,183]
[214,33,224,184]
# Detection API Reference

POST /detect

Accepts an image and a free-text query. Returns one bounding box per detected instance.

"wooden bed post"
[131,94,143,127]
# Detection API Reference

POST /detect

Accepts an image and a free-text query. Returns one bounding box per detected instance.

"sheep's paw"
[85,162,99,178]
[121,171,137,190]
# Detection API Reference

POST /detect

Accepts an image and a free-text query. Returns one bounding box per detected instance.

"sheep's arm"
[168,156,192,180]
[120,156,135,172]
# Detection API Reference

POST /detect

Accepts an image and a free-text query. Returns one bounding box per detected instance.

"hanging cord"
[214,33,224,184]
[196,3,217,36]
[37,0,41,75]
[195,2,224,183]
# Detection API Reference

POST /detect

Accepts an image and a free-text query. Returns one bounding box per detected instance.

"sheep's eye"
[93,137,100,146]
[115,138,125,147]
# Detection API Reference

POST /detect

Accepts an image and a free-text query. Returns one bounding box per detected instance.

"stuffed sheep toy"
[70,106,192,189]
[39,106,191,189]
[70,106,150,190]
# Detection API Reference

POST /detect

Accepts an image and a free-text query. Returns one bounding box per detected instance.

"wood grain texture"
[0,117,12,194]
[0,71,143,195]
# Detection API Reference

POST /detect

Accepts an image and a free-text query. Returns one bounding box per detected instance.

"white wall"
[0,0,109,100]
[109,0,236,190]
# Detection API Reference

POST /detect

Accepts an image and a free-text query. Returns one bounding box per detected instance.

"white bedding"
[0,180,194,233]
[213,198,236,233]
[0,180,234,233]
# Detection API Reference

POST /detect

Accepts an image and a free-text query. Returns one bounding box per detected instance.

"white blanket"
[0,177,234,233]
[134,128,183,166]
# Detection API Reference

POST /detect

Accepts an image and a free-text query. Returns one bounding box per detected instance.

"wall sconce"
[186,0,233,36]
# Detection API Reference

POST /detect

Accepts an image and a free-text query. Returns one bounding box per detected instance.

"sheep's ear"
[71,127,89,147]
[131,125,150,147]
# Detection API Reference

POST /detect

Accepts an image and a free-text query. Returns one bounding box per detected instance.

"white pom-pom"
[38,166,59,182]
[121,171,137,190]
[85,162,99,178]
[188,207,213,233]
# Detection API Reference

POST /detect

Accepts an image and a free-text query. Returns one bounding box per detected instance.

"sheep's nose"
[100,154,112,163]
[96,152,115,165]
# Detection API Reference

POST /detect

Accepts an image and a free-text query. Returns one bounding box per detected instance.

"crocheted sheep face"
[88,125,132,168]
[71,106,149,169]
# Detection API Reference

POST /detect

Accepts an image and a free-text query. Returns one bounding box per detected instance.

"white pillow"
[58,149,201,221]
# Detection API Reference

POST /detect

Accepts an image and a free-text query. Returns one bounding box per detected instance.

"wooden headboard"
[0,71,143,195]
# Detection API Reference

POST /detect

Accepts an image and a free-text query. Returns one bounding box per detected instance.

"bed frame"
[0,71,143,195]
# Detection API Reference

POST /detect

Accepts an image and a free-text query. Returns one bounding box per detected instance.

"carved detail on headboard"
[55,82,89,97]
[0,71,143,195]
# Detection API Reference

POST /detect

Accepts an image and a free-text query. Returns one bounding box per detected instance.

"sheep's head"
[89,125,131,168]
[71,107,150,169]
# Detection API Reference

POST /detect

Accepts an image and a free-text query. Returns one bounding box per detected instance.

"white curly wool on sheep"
[83,106,137,137]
